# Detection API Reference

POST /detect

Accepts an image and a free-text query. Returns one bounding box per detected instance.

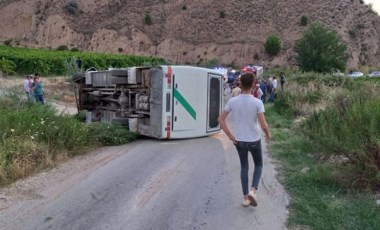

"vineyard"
[0,46,165,76]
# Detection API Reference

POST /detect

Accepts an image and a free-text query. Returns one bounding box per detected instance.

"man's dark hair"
[240,73,255,90]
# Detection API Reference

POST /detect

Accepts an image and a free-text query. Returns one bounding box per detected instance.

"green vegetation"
[64,0,79,15]
[0,57,16,75]
[0,88,138,186]
[56,45,69,51]
[264,34,282,55]
[204,58,219,68]
[88,122,138,146]
[0,45,165,75]
[267,73,380,229]
[294,23,349,73]
[144,13,152,25]
[4,39,13,46]
[300,15,308,26]
[302,91,380,188]
[219,11,226,18]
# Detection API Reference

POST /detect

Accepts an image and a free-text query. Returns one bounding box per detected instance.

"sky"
[365,0,380,14]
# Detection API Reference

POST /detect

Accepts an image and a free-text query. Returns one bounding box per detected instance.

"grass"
[0,88,138,186]
[265,104,380,229]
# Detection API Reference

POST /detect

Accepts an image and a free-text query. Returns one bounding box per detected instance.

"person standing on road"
[218,73,272,207]
[32,75,45,104]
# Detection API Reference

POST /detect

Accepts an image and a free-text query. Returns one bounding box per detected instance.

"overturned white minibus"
[75,66,224,139]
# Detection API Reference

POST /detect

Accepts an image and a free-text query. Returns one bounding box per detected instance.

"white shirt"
[273,79,278,89]
[23,79,30,93]
[224,94,265,142]
[252,88,263,99]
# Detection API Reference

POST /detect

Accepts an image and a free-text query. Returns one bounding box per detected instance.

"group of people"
[23,74,45,104]
[231,72,286,103]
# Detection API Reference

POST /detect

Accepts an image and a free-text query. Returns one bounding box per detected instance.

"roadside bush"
[273,91,295,115]
[264,34,281,55]
[272,72,373,117]
[0,100,91,184]
[267,71,380,228]
[303,90,323,105]
[56,45,69,51]
[291,72,355,89]
[300,15,308,26]
[204,58,219,68]
[302,90,380,189]
[88,122,138,146]
[0,88,138,185]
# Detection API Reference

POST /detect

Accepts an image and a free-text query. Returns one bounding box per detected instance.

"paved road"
[0,88,289,230]
[0,135,288,230]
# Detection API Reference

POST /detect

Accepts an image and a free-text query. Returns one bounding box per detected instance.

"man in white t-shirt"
[219,73,272,207]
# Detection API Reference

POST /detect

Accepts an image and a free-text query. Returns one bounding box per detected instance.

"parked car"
[367,71,380,78]
[347,71,363,78]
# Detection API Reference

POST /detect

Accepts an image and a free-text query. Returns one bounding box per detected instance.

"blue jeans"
[35,94,44,104]
[235,140,263,195]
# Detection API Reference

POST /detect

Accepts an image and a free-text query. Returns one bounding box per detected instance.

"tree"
[144,13,152,25]
[300,15,308,26]
[264,34,281,55]
[294,23,349,73]
[219,11,226,18]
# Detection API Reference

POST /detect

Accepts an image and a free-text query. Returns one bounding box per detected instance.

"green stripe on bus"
[173,88,196,120]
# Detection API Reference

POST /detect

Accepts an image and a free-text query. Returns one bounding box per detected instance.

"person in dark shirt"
[32,75,45,104]
[259,80,267,103]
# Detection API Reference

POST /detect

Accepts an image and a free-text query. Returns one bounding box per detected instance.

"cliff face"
[1,0,379,68]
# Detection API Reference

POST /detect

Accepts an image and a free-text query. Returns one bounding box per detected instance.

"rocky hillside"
[0,0,380,68]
